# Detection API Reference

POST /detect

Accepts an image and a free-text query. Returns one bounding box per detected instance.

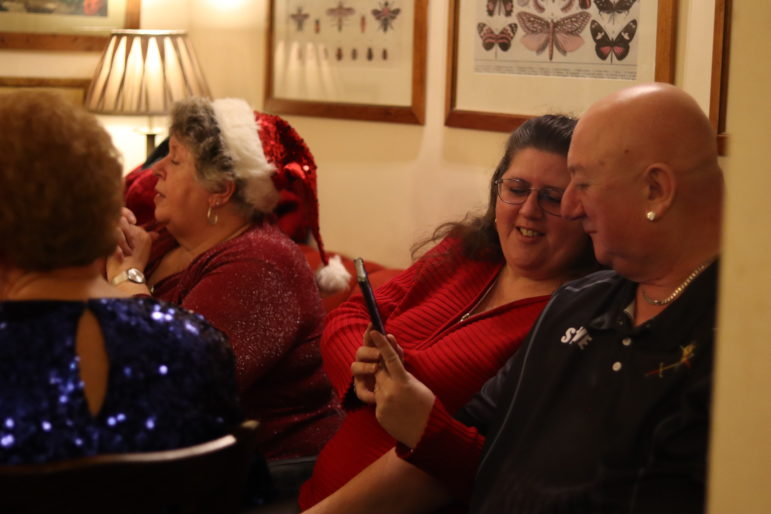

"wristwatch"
[111,267,147,286]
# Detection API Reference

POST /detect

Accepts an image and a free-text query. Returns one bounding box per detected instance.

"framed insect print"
[0,0,141,52]
[445,0,677,132]
[265,0,427,124]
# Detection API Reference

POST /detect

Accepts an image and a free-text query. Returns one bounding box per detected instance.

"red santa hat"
[211,98,350,294]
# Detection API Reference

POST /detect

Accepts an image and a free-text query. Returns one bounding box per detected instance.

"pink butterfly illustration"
[594,0,637,15]
[478,23,518,53]
[516,11,591,61]
[486,0,514,17]
[518,0,546,13]
[590,19,637,62]
[594,0,637,22]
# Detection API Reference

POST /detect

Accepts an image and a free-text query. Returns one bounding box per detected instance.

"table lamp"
[84,29,211,156]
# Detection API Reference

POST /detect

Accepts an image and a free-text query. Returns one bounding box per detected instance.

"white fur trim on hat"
[212,98,278,213]
[316,254,351,295]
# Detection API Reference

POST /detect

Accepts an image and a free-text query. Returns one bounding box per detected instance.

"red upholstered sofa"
[300,246,402,313]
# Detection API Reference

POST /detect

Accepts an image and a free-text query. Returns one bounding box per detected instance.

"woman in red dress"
[300,115,597,509]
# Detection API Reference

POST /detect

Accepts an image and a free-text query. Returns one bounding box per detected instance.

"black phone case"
[354,258,386,333]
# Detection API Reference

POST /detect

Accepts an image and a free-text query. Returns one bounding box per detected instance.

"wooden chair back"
[0,420,260,514]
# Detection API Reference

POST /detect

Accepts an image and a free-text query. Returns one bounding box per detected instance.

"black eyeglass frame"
[494,178,564,217]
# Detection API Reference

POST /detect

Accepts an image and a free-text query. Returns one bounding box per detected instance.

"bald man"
[307,84,721,514]
[460,83,721,512]
[564,83,722,317]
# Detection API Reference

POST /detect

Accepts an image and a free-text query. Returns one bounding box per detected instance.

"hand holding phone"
[354,257,386,334]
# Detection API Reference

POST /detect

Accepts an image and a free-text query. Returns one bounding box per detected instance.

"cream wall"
[708,0,771,512]
[266,0,716,269]
[0,0,716,267]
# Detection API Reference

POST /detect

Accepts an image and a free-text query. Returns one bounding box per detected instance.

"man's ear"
[642,163,676,219]
[209,180,237,207]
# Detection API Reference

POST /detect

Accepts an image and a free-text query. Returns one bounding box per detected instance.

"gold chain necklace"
[640,262,711,306]
[459,275,499,323]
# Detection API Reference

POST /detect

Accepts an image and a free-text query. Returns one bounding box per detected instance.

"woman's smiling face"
[495,147,590,281]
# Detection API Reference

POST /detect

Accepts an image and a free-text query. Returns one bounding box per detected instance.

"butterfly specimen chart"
[474,0,642,82]
[446,0,678,133]
[265,0,427,124]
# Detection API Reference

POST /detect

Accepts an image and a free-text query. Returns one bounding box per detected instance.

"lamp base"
[145,132,157,158]
[136,127,165,158]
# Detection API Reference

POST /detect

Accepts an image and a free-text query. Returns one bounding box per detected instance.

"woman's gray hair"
[169,97,262,221]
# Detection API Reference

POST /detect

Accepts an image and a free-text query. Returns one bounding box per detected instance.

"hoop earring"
[646,211,656,222]
[206,205,219,225]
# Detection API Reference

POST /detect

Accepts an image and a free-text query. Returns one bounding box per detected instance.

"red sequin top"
[146,223,342,460]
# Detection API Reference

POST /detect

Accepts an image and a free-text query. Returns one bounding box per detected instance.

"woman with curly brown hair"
[300,115,598,509]
[0,92,241,465]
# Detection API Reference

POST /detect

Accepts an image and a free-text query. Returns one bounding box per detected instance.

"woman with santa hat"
[108,97,348,464]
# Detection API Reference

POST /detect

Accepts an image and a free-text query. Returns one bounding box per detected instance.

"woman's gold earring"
[207,206,219,225]
[646,211,656,222]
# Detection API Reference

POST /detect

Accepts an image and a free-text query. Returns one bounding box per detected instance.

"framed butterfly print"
[265,0,428,124]
[0,0,141,52]
[445,0,677,132]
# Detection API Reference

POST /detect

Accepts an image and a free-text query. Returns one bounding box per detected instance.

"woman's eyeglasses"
[494,178,564,217]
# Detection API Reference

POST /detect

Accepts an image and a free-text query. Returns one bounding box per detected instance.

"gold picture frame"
[265,0,428,124]
[0,0,141,52]
[0,77,92,104]
[710,0,731,155]
[445,0,678,132]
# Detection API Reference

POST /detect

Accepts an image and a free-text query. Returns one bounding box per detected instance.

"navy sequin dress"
[0,297,242,465]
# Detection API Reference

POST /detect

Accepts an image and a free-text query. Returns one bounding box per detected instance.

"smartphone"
[354,257,386,334]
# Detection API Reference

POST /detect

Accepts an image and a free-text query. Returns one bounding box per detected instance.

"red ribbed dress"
[298,237,550,508]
